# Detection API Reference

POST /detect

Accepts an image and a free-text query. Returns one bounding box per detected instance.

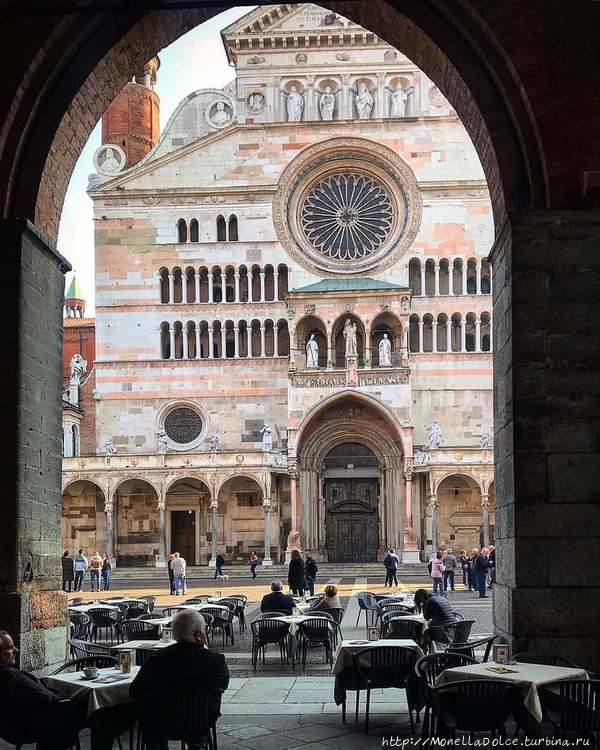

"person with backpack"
[383,548,399,587]
[304,550,318,597]
[73,549,88,592]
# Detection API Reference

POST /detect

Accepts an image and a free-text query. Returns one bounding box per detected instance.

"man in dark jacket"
[214,551,225,579]
[260,580,296,615]
[304,550,318,597]
[130,609,229,729]
[471,547,490,598]
[0,630,85,749]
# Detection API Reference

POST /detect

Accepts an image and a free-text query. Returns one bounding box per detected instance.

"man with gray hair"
[260,579,295,615]
[130,609,229,724]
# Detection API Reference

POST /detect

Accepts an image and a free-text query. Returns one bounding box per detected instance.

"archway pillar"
[208,498,218,568]
[0,219,71,671]
[156,486,167,568]
[480,492,490,548]
[493,212,600,672]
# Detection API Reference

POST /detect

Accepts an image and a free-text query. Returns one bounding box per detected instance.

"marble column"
[402,462,420,563]
[105,500,114,562]
[273,325,279,357]
[234,325,240,358]
[221,326,226,358]
[263,503,273,565]
[168,273,175,303]
[461,259,468,295]
[475,319,482,352]
[476,259,482,294]
[234,272,240,303]
[169,328,175,359]
[195,325,201,359]
[273,272,279,300]
[182,277,188,304]
[194,272,200,303]
[182,328,189,359]
[208,274,214,304]
[420,265,426,296]
[460,318,467,352]
[208,326,214,359]
[259,271,266,302]
[434,261,440,296]
[481,493,490,547]
[430,493,439,551]
[209,500,218,567]
[260,325,266,357]
[418,320,424,352]
[431,321,438,353]
[157,498,167,567]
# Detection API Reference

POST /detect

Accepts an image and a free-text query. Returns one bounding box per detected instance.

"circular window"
[164,407,203,445]
[299,172,394,262]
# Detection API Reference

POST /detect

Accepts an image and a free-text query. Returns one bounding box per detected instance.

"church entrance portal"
[324,443,379,562]
[171,510,196,564]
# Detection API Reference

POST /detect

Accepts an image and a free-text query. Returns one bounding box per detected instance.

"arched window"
[451,314,462,352]
[264,265,275,301]
[409,258,422,296]
[422,314,433,352]
[212,267,223,303]
[212,321,222,358]
[185,267,195,303]
[199,321,209,358]
[465,313,476,351]
[437,313,448,352]
[251,265,261,302]
[409,315,420,353]
[481,260,492,294]
[452,258,463,295]
[173,321,183,359]
[467,258,477,294]
[481,312,491,351]
[159,267,169,303]
[239,265,249,302]
[238,320,249,357]
[425,259,435,296]
[250,319,261,357]
[264,319,275,357]
[228,214,238,242]
[199,267,209,303]
[277,319,290,357]
[172,267,183,304]
[225,266,235,302]
[439,259,450,295]
[277,264,288,300]
[186,321,196,359]
[225,320,235,358]
[189,219,199,243]
[160,322,170,359]
[177,219,187,243]
[71,424,79,457]
[216,215,226,242]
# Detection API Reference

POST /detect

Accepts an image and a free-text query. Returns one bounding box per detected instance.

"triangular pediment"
[222,3,357,39]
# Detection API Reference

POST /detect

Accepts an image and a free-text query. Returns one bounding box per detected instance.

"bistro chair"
[138,595,156,612]
[414,652,479,740]
[250,618,290,669]
[428,680,518,740]
[512,651,579,668]
[539,679,600,741]
[380,610,411,637]
[258,611,285,618]
[161,607,185,617]
[120,599,148,619]
[353,645,420,733]
[202,606,235,647]
[122,619,160,641]
[217,597,247,633]
[137,612,166,621]
[69,611,90,640]
[385,617,425,646]
[447,634,497,662]
[355,592,378,628]
[428,620,475,651]
[51,655,119,673]
[451,611,465,621]
[68,638,112,659]
[89,607,123,644]
[136,687,222,750]
[296,617,337,668]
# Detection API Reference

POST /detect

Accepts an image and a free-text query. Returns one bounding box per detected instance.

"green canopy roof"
[65,275,85,300]
[291,277,403,294]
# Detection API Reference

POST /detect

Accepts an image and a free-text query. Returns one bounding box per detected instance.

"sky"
[57,6,254,315]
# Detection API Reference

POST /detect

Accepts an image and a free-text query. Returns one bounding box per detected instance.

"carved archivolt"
[273,137,422,276]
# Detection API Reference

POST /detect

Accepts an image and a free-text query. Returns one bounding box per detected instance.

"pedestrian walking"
[168,553,176,594]
[304,550,318,596]
[442,548,457,592]
[89,550,102,592]
[487,545,496,588]
[73,549,88,592]
[460,549,472,590]
[101,554,111,590]
[248,551,258,579]
[383,548,399,587]
[61,551,74,592]
[287,549,305,596]
[430,549,445,594]
[214,551,225,579]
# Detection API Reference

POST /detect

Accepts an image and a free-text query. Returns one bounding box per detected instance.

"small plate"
[348,640,370,645]
[80,674,98,681]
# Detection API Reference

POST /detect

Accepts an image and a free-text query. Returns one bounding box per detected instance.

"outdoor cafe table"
[68,603,120,614]
[435,661,588,723]
[332,638,424,710]
[46,666,140,750]
[112,639,174,654]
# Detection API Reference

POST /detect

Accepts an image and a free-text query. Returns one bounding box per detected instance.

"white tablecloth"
[47,667,139,717]
[69,604,120,614]
[436,662,588,723]
[277,614,328,635]
[112,639,174,652]
[333,638,423,674]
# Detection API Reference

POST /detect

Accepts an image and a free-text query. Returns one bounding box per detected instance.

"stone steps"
[109,563,430,579]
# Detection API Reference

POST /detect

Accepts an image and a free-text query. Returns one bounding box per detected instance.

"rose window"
[299,173,395,261]
[164,407,203,445]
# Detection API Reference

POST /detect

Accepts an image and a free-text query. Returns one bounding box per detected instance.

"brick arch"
[1,0,573,240]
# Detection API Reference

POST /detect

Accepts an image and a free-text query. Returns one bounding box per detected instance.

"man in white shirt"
[171,552,187,595]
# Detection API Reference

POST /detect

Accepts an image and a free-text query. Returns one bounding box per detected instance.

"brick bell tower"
[101,57,160,168]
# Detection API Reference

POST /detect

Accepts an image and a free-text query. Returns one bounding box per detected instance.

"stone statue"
[480,432,492,449]
[210,435,219,453]
[261,424,273,452]
[286,86,304,122]
[319,87,335,121]
[210,101,231,127]
[305,334,319,369]
[390,84,410,118]
[426,421,442,449]
[378,333,392,366]
[101,147,121,173]
[155,430,168,454]
[287,529,301,551]
[69,353,87,386]
[103,438,116,456]
[355,83,374,119]
[343,318,358,358]
[248,93,265,113]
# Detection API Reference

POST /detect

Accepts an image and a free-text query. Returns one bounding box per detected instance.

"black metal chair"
[428,620,475,651]
[428,680,519,740]
[51,655,119,673]
[122,619,160,641]
[385,617,425,646]
[355,592,378,628]
[136,687,222,750]
[2,702,82,750]
[138,612,166,621]
[353,645,420,733]
[446,634,497,662]
[539,679,600,741]
[69,638,113,659]
[138,595,156,612]
[414,652,479,740]
[512,651,579,668]
[120,599,148,619]
[451,611,465,621]
[202,606,235,647]
[69,611,90,639]
[250,618,290,669]
[161,606,185,617]
[296,617,337,668]
[380,610,411,636]
[217,597,247,633]
[89,607,123,644]
[258,611,285,618]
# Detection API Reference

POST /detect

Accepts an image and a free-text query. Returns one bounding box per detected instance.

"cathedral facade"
[62,3,494,567]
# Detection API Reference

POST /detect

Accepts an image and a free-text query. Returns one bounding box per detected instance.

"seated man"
[130,609,229,730]
[0,630,85,749]
[260,580,296,615]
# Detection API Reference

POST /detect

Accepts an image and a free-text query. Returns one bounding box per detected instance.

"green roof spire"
[65,275,85,301]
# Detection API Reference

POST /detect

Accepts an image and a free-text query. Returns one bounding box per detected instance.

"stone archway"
[62,480,106,556]
[436,474,483,554]
[166,477,210,565]
[114,478,159,567]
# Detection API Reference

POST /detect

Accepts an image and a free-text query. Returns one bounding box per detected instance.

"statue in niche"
[378,334,392,366]
[261,424,273,452]
[210,435,219,452]
[103,438,116,456]
[480,432,492,449]
[355,83,374,119]
[248,92,265,113]
[426,421,442,449]
[100,147,121,173]
[343,318,358,358]
[286,86,304,122]
[69,353,87,386]
[305,334,319,369]
[287,529,301,550]
[319,87,335,121]
[155,430,168,455]
[210,101,231,127]
[390,83,411,118]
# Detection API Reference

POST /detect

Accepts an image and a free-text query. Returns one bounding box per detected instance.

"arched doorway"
[436,474,483,553]
[114,479,159,567]
[62,480,106,555]
[217,476,266,560]
[323,442,380,562]
[166,478,210,565]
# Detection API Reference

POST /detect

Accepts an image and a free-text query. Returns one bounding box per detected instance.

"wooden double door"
[324,478,379,562]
